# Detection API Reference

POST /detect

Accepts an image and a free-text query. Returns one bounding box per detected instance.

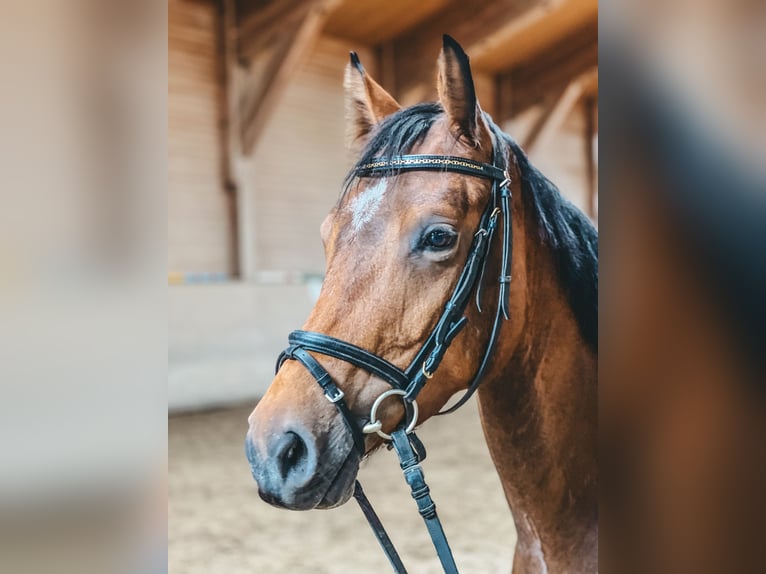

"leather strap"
[277,346,366,455]
[436,125,513,414]
[499,185,513,319]
[403,198,499,400]
[355,154,506,181]
[391,430,458,574]
[287,330,409,390]
[353,481,408,574]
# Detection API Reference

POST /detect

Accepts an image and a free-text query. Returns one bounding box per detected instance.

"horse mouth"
[256,445,361,511]
[315,448,361,509]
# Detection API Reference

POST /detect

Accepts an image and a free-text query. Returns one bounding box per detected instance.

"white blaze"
[349,178,387,232]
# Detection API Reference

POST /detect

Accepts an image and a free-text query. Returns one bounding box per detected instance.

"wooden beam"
[239,0,341,155]
[222,0,260,278]
[473,72,497,118]
[216,0,239,276]
[524,86,578,159]
[238,31,293,153]
[503,20,597,116]
[238,0,311,62]
[387,0,540,102]
[524,67,596,160]
[215,0,233,192]
[471,0,597,73]
[521,84,569,151]
[496,73,513,127]
[374,42,397,96]
[324,0,454,45]
[239,0,305,37]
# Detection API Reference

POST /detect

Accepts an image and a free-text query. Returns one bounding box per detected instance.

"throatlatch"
[275,125,513,573]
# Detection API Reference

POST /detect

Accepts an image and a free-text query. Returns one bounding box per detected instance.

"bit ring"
[362,389,418,440]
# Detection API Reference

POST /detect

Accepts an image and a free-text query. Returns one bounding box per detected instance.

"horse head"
[246,36,510,510]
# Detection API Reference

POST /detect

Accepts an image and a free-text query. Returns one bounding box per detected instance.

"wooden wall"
[168,2,594,278]
[168,0,234,275]
[505,102,596,218]
[248,37,373,274]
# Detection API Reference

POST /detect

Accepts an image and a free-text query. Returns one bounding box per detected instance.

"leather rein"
[276,132,513,573]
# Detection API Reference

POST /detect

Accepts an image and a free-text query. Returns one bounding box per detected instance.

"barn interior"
[168,0,597,571]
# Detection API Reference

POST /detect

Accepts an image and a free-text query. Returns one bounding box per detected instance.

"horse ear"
[344,52,400,145]
[437,35,487,148]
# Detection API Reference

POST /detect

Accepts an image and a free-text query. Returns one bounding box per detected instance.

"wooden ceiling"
[233,0,597,126]
[470,0,597,73]
[237,0,597,74]
[324,0,453,45]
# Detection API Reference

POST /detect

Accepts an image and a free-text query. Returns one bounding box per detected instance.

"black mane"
[501,124,598,350]
[343,103,598,351]
[342,103,443,195]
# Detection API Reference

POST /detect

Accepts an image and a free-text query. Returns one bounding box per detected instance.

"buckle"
[324,386,345,403]
[474,207,502,238]
[499,170,512,189]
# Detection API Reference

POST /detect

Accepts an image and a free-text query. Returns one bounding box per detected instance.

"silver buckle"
[325,386,345,403]
[499,170,512,189]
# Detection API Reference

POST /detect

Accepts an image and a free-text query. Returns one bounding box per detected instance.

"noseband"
[275,130,513,573]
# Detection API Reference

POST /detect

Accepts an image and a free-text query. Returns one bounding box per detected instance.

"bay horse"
[246,35,598,573]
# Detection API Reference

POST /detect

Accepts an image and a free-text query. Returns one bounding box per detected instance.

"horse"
[246,35,598,573]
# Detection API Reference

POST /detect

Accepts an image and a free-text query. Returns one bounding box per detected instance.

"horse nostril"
[277,431,309,481]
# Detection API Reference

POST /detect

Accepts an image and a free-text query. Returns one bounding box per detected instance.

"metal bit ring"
[362,389,418,440]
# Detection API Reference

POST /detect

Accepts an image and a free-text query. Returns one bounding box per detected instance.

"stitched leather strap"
[391,430,459,574]
[499,185,513,319]
[403,198,499,400]
[437,129,513,414]
[277,346,366,455]
[288,330,409,390]
[355,154,506,181]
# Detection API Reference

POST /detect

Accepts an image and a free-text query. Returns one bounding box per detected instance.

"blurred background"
[168,0,597,571]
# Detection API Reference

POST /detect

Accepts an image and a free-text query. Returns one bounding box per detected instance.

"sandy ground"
[169,400,516,573]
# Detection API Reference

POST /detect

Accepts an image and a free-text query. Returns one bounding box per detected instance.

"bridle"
[276,131,512,573]
[276,127,513,573]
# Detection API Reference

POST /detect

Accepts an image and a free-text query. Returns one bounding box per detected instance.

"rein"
[276,133,512,573]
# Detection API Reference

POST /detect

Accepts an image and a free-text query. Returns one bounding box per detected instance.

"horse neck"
[476,182,598,570]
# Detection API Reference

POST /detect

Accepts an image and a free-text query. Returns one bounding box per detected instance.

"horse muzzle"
[246,415,360,510]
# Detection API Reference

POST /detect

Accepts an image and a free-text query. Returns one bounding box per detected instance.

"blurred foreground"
[0,1,166,574]
[601,1,766,572]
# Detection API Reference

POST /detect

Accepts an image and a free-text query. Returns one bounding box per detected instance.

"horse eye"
[421,226,457,251]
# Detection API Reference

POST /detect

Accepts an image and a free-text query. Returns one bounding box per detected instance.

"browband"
[355,154,507,182]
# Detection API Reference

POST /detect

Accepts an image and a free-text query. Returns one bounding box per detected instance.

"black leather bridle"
[275,129,513,573]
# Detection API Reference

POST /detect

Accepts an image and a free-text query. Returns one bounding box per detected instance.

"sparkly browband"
[354,154,507,182]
